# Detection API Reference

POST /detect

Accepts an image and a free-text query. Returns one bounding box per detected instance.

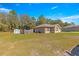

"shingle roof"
[35,24,60,28]
[64,25,79,28]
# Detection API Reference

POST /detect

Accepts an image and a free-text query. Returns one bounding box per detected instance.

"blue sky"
[0,3,79,24]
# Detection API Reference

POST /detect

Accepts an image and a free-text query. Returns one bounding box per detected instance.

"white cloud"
[0,8,11,13]
[51,6,58,10]
[46,13,64,19]
[60,15,79,20]
[60,15,79,22]
[61,15,79,20]
[46,15,79,24]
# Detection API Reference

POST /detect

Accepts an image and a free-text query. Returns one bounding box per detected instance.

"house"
[63,25,79,32]
[34,24,61,33]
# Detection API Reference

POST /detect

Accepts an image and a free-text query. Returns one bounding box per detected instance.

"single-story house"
[63,25,79,32]
[34,24,61,33]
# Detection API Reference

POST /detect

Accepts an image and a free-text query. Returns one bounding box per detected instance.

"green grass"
[0,32,79,55]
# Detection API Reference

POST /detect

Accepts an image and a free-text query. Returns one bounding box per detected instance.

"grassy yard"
[0,32,79,56]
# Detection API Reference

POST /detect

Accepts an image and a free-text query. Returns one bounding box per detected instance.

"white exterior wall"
[35,28,50,33]
[54,25,61,33]
[45,31,50,33]
[44,28,50,33]
[14,29,20,34]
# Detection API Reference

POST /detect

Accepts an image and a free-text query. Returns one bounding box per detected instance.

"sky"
[0,3,79,24]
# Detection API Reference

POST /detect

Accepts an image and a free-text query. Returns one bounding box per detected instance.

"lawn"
[0,32,79,56]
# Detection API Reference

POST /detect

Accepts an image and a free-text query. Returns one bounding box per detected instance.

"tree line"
[0,10,75,32]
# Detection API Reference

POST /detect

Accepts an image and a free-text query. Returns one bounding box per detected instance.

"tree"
[70,22,75,25]
[64,22,75,27]
[0,13,7,24]
[8,10,20,31]
[46,19,55,24]
[54,19,64,27]
[38,15,47,25]
[9,10,16,16]
[0,13,9,31]
[20,14,33,29]
[30,17,36,28]
[0,11,76,32]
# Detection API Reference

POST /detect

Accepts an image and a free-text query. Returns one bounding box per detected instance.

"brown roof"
[64,25,79,28]
[35,24,61,28]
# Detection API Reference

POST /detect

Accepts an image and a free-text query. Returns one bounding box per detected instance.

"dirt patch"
[67,36,79,39]
[2,42,17,56]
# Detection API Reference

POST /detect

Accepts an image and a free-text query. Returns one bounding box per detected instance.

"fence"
[24,29,33,34]
[14,29,33,34]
